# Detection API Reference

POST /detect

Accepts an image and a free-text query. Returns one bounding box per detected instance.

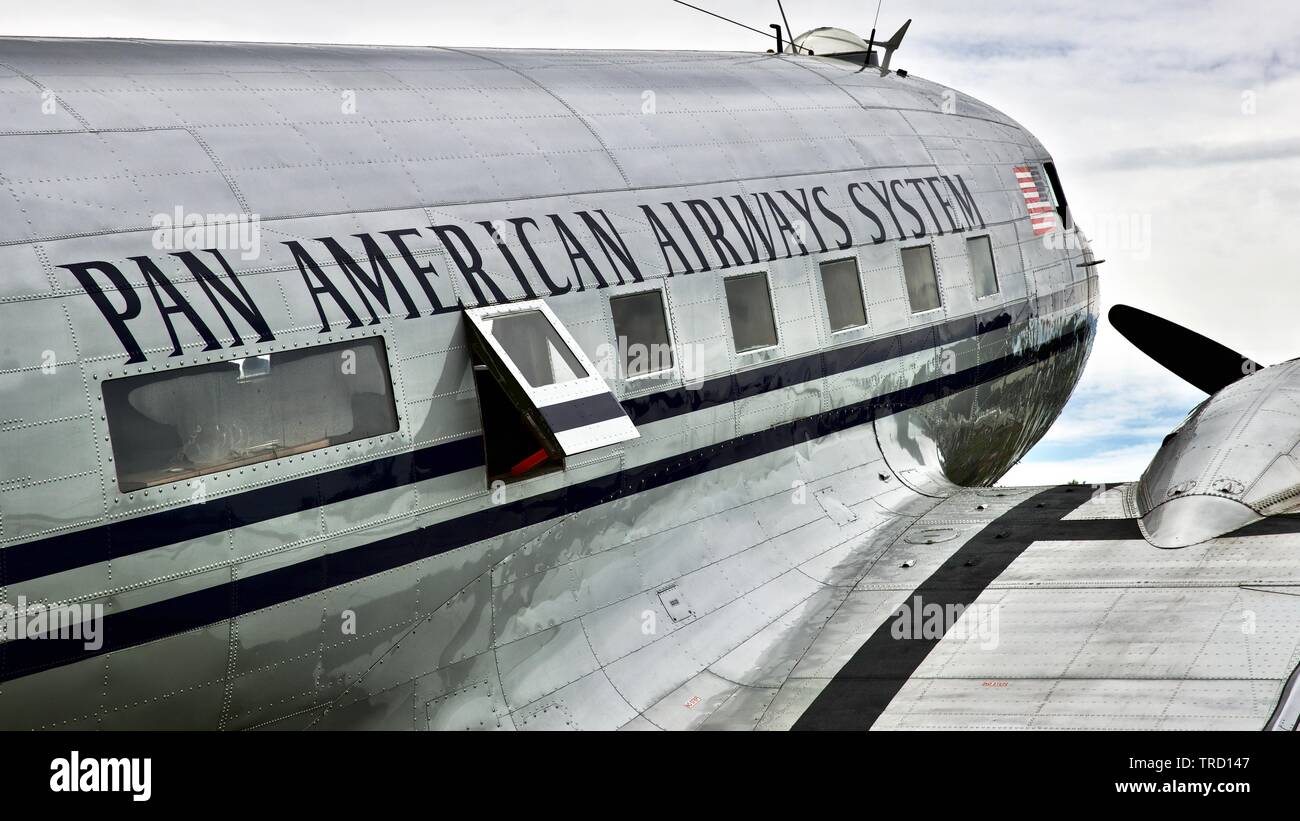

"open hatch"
[464,299,639,482]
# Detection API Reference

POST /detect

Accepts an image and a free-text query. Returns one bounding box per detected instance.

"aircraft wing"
[764,483,1300,731]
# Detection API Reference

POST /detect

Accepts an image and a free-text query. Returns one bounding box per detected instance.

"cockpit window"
[103,337,398,492]
[1043,161,1070,227]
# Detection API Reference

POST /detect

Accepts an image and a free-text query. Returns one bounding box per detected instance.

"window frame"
[722,270,780,355]
[1042,160,1069,227]
[608,286,676,382]
[900,243,944,315]
[965,234,1001,300]
[464,298,639,465]
[101,334,401,494]
[464,300,604,407]
[817,255,869,335]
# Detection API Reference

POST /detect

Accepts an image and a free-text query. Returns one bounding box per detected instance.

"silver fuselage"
[0,39,1096,729]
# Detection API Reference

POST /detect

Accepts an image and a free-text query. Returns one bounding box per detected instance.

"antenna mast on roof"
[775,1,812,53]
[861,0,884,70]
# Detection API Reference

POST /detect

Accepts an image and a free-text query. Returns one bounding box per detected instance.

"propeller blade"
[1108,304,1260,395]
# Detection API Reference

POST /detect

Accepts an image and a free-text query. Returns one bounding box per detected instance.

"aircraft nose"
[1139,494,1262,548]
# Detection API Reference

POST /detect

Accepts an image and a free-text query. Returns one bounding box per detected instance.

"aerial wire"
[669,0,809,53]
[669,1,777,41]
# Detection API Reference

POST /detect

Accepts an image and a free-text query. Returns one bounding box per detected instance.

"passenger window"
[901,245,942,313]
[610,290,674,378]
[724,272,778,352]
[967,235,999,298]
[103,337,398,492]
[819,257,867,331]
[464,299,639,482]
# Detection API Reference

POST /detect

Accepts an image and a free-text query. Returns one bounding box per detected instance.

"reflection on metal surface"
[876,313,1096,493]
[1,30,1216,734]
[1140,495,1262,549]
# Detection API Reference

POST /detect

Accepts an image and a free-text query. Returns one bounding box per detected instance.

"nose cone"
[1140,495,1262,548]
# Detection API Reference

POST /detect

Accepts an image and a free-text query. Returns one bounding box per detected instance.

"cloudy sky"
[7,0,1299,485]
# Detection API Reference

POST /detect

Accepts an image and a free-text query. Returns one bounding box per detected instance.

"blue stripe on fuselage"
[0,321,1091,684]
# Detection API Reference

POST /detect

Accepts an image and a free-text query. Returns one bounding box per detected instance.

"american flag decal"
[1014,165,1056,235]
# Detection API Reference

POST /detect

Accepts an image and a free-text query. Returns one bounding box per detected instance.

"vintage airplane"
[0,18,1296,731]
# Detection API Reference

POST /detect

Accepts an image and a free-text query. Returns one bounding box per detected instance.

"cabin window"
[464,300,639,483]
[103,337,398,492]
[724,272,778,352]
[610,290,674,378]
[967,235,999,298]
[901,245,942,313]
[819,257,867,332]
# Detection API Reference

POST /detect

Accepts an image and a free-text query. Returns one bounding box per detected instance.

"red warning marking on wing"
[1013,165,1056,235]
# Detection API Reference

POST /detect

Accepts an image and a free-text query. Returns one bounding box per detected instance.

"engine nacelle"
[1137,359,1300,547]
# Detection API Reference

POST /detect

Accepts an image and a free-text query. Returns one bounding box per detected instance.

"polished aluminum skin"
[11,32,1290,732]
[827,483,1300,730]
[1136,359,1300,547]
